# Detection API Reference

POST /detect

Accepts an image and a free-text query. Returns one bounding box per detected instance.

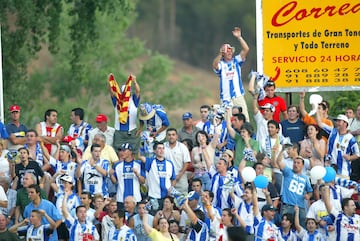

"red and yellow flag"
[108,73,133,124]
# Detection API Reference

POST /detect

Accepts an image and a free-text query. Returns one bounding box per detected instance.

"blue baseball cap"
[182,112,193,120]
[188,191,200,201]
[118,143,134,152]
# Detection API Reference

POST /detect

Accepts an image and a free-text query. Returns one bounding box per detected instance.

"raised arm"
[38,209,57,229]
[252,187,260,217]
[322,185,332,214]
[212,51,223,70]
[9,218,28,233]
[61,190,71,219]
[94,198,110,219]
[142,212,153,235]
[225,109,236,139]
[233,27,250,60]
[252,93,260,115]
[131,75,140,98]
[274,148,286,170]
[299,91,308,117]
[182,199,198,225]
[294,206,302,232]
[203,194,215,221]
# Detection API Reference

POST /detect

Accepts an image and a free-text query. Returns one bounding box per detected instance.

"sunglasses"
[266,81,275,87]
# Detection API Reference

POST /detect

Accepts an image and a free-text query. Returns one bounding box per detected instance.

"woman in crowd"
[169,220,185,241]
[191,130,217,191]
[142,212,179,241]
[299,124,326,167]
[153,196,181,229]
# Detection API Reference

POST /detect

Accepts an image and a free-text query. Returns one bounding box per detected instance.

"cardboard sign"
[257,0,360,92]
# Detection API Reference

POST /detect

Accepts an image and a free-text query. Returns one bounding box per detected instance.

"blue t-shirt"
[281,166,313,208]
[280,118,305,144]
[24,199,62,241]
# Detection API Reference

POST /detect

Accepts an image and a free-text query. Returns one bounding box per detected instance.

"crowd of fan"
[0,27,360,241]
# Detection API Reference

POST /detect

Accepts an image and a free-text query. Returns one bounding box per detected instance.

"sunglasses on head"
[266,81,275,87]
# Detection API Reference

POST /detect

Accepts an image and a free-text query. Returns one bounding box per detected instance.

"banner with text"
[259,0,360,92]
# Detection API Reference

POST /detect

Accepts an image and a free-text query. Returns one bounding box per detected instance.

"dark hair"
[240,122,254,136]
[322,100,330,110]
[76,205,87,214]
[44,109,57,121]
[191,178,202,186]
[287,105,300,113]
[305,124,322,140]
[195,130,209,146]
[168,219,180,227]
[164,196,175,205]
[138,200,148,206]
[28,184,41,194]
[267,120,280,129]
[255,153,266,162]
[91,143,101,152]
[227,226,247,241]
[244,183,254,191]
[72,107,84,120]
[200,105,211,111]
[253,162,264,169]
[318,103,327,111]
[27,129,38,137]
[166,128,177,134]
[81,191,92,199]
[294,156,305,165]
[18,147,30,155]
[153,141,164,150]
[181,138,193,152]
[305,218,317,226]
[282,213,295,229]
[222,208,235,224]
[265,81,276,88]
[232,106,243,114]
[31,209,43,217]
[341,197,353,210]
[158,217,169,225]
[233,113,246,122]
[203,190,214,199]
[115,209,125,218]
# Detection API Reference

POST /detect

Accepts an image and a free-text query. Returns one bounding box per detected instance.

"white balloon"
[310,165,326,180]
[241,166,257,182]
[309,94,323,105]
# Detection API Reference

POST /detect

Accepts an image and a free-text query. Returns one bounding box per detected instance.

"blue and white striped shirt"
[214,54,245,103]
[113,94,140,131]
[325,125,359,177]
[108,225,137,241]
[80,159,110,197]
[113,159,145,203]
[145,158,176,199]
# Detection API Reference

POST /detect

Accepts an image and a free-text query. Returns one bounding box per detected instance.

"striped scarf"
[108,73,133,124]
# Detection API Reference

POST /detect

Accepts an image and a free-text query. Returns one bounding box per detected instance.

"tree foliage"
[130,0,257,69]
[1,0,200,128]
[0,0,134,108]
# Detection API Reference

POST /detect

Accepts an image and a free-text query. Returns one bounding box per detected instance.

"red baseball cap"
[9,105,21,112]
[62,135,74,143]
[95,114,108,123]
